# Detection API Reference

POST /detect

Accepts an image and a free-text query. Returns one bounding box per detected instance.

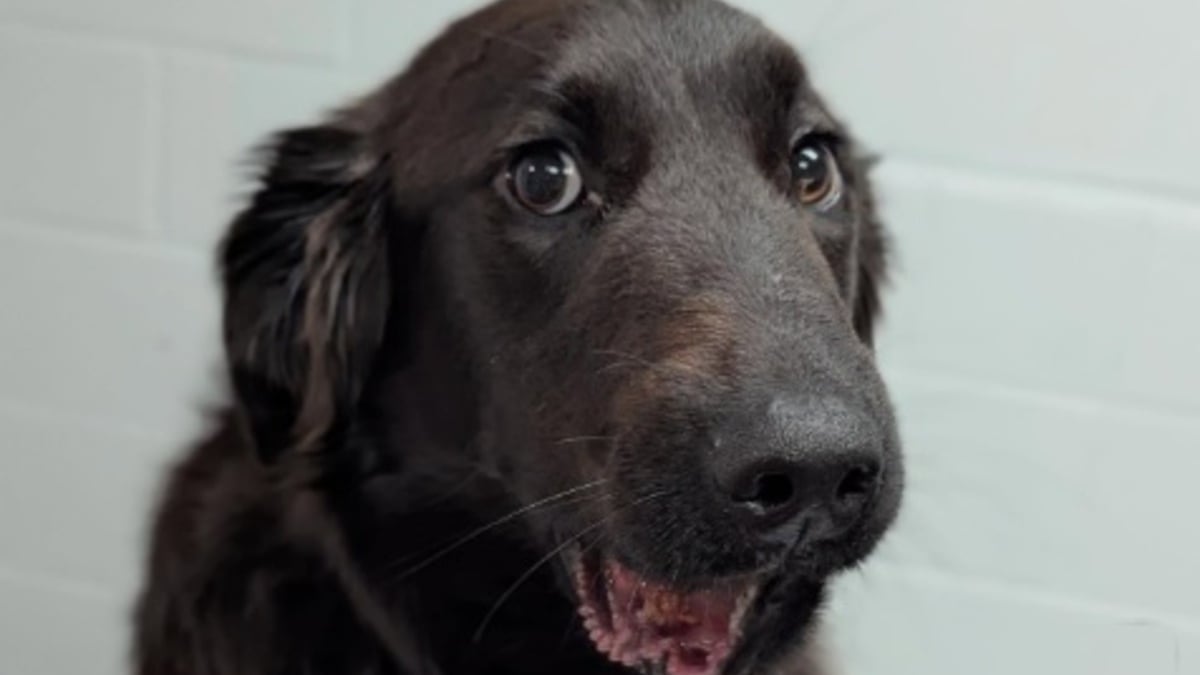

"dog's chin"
[564,547,766,675]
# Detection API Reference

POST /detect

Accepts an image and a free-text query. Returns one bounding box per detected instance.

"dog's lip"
[566,547,764,675]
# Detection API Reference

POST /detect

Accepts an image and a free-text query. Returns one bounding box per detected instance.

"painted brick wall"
[0,1,1196,673]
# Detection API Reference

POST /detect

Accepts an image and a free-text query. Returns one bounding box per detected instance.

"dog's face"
[221,1,901,674]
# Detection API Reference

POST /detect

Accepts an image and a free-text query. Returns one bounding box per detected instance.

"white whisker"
[391,479,607,580]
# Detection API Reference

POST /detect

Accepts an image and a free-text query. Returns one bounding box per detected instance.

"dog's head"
[221,1,901,673]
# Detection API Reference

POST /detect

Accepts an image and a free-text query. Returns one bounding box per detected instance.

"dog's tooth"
[592,632,611,651]
[729,584,758,633]
[606,587,623,631]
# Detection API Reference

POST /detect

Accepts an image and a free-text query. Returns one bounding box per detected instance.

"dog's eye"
[507,145,585,216]
[790,138,843,211]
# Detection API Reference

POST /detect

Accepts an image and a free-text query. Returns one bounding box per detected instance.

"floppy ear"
[852,225,886,347]
[220,122,393,463]
[850,155,889,346]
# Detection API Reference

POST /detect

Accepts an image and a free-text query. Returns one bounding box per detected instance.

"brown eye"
[790,138,843,211]
[507,144,584,216]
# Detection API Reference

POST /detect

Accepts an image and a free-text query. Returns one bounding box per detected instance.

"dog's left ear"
[850,155,889,346]
[852,221,887,346]
[220,120,394,463]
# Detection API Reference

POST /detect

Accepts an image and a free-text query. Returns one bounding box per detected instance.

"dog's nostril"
[734,472,796,511]
[835,464,880,504]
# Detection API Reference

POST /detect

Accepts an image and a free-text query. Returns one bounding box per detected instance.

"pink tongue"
[604,562,741,675]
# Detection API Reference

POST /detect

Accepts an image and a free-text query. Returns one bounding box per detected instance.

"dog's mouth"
[569,549,759,675]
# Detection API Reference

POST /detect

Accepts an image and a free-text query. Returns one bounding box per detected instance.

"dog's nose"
[712,397,883,543]
[724,452,881,537]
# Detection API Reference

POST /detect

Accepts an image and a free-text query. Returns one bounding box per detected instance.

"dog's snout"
[712,397,883,545]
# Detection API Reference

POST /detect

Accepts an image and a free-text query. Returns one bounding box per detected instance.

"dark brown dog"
[134,1,902,674]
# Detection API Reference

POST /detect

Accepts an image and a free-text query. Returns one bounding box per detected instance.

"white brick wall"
[0,1,1196,673]
[0,27,155,232]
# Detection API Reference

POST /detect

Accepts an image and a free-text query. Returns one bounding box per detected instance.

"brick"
[161,54,354,246]
[348,0,481,89]
[871,374,1200,619]
[732,0,844,44]
[0,408,174,591]
[0,574,125,675]
[0,0,347,61]
[1113,218,1200,413]
[0,27,153,232]
[1182,632,1199,674]
[0,226,221,434]
[873,163,1156,401]
[827,568,1179,675]
[791,0,1200,197]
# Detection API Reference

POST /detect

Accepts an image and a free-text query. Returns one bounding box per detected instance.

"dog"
[133,1,903,674]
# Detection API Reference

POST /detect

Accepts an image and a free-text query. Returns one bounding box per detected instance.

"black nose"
[726,453,881,535]
[712,397,883,543]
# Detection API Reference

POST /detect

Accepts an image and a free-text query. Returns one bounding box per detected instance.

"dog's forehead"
[547,0,803,112]
[381,0,811,191]
[555,0,776,73]
[420,0,806,119]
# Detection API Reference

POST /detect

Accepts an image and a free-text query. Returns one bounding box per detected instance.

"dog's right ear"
[220,120,395,464]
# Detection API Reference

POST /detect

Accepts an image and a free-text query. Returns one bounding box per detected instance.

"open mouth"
[570,550,760,675]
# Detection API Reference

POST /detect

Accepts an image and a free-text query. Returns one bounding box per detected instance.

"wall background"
[1,0,1197,673]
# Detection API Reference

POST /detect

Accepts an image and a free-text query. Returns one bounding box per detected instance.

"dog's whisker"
[471,489,672,645]
[472,520,608,645]
[467,27,554,58]
[391,479,607,580]
[408,465,488,509]
[593,349,710,380]
[593,348,656,369]
[577,530,607,559]
[554,435,615,447]
[619,489,674,512]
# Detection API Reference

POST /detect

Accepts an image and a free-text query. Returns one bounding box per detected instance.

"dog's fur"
[134,1,902,674]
